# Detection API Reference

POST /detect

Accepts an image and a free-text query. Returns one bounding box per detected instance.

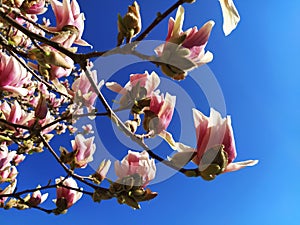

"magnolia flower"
[50,0,88,46]
[194,108,257,177]
[0,180,17,206]
[143,93,176,135]
[170,108,258,180]
[55,177,82,209]
[0,145,16,172]
[155,6,214,80]
[106,71,160,109]
[219,0,240,36]
[71,134,96,168]
[27,188,48,207]
[71,70,104,110]
[22,0,47,15]
[115,150,156,187]
[0,101,34,135]
[0,52,31,96]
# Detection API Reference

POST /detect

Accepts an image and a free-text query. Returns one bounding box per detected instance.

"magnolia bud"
[199,145,229,181]
[35,94,48,120]
[117,1,141,45]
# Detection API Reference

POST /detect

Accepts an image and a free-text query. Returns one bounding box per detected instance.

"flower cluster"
[0,0,257,214]
[107,71,176,136]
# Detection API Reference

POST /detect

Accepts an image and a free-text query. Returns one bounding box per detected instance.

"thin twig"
[135,0,185,41]
[0,118,29,130]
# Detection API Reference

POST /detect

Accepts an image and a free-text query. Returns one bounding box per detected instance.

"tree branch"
[135,0,185,42]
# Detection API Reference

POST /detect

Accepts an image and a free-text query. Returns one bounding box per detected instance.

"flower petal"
[219,0,240,36]
[224,160,259,172]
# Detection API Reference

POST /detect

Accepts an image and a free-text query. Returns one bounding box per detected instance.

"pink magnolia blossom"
[106,71,160,108]
[155,6,213,80]
[0,100,34,136]
[71,134,96,168]
[158,6,213,65]
[115,150,156,187]
[192,108,258,173]
[23,0,47,15]
[71,70,104,110]
[0,180,17,206]
[50,0,88,46]
[0,52,31,96]
[0,145,17,183]
[27,188,48,207]
[0,145,16,172]
[146,93,176,134]
[55,177,82,208]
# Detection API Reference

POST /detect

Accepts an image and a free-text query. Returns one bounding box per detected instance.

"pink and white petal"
[205,108,227,151]
[2,86,28,96]
[166,18,175,41]
[192,108,209,145]
[145,71,160,94]
[105,82,125,94]
[224,160,259,173]
[195,51,213,66]
[74,38,92,47]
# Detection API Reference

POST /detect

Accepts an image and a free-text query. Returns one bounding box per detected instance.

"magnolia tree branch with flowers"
[0,0,258,214]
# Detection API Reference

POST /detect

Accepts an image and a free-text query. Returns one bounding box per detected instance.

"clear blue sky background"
[1,0,300,224]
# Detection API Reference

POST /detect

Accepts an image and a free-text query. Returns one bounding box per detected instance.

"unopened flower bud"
[117,1,141,45]
[92,188,113,202]
[35,94,48,120]
[123,195,140,209]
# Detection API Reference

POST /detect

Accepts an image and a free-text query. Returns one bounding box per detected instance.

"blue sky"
[1,0,300,224]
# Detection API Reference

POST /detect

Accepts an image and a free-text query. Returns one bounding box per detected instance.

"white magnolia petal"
[173,5,185,37]
[159,130,177,149]
[105,82,124,94]
[192,108,207,131]
[219,0,240,36]
[196,51,213,66]
[224,160,259,172]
